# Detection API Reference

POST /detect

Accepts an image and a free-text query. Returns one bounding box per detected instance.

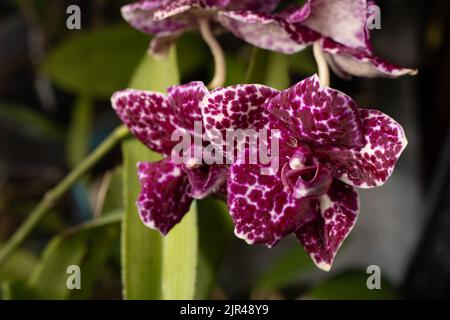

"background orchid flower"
[121,0,281,87]
[122,0,281,55]
[219,0,417,79]
[202,74,407,271]
[111,81,227,235]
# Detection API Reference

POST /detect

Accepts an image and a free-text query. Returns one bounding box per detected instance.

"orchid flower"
[201,74,407,270]
[121,0,281,87]
[121,0,280,54]
[219,0,417,81]
[111,81,228,235]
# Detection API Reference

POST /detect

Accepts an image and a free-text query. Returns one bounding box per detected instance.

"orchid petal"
[281,0,312,23]
[153,0,198,21]
[296,179,359,271]
[111,89,178,156]
[281,162,333,199]
[168,81,208,132]
[321,38,418,78]
[228,148,315,247]
[218,11,319,54]
[137,159,193,235]
[266,74,365,148]
[303,0,369,49]
[121,0,190,35]
[153,0,229,21]
[186,165,228,199]
[315,109,408,188]
[201,84,279,160]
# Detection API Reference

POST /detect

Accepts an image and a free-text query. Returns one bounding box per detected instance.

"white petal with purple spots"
[321,38,418,78]
[218,11,319,54]
[302,0,369,49]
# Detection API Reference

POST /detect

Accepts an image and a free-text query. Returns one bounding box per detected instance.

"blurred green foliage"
[308,272,400,300]
[0,102,62,139]
[42,24,148,98]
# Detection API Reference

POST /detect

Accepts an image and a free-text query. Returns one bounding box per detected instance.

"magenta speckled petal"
[111,89,178,156]
[153,0,197,21]
[153,0,229,21]
[281,0,312,23]
[303,0,369,49]
[137,159,193,235]
[296,179,359,271]
[201,84,279,160]
[321,38,418,78]
[186,165,228,199]
[218,11,320,54]
[121,0,190,35]
[266,74,365,148]
[168,81,208,132]
[228,148,315,247]
[315,109,408,188]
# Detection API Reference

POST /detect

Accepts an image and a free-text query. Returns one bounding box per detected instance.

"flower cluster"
[122,0,417,79]
[112,75,407,270]
[113,0,413,271]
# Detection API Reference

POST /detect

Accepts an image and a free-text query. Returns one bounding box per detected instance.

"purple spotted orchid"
[201,74,407,270]
[219,0,417,78]
[111,82,228,235]
[121,0,281,56]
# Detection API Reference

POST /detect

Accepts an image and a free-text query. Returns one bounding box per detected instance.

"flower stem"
[198,18,226,89]
[313,41,330,87]
[0,125,130,268]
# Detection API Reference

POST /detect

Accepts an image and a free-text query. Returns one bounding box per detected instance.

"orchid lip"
[282,154,333,200]
[292,165,332,199]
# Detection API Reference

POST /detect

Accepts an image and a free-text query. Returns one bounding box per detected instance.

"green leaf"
[0,246,38,283]
[101,166,124,215]
[128,47,180,91]
[27,213,121,299]
[0,102,62,139]
[42,24,148,97]
[122,46,199,300]
[245,48,290,89]
[161,204,198,299]
[264,52,290,90]
[66,96,93,168]
[255,247,314,291]
[244,48,269,84]
[122,139,200,300]
[225,54,247,86]
[195,198,233,299]
[121,46,232,300]
[121,140,163,299]
[307,272,401,300]
[0,281,33,300]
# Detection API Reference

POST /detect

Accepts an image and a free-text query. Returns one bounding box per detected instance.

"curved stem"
[313,41,330,87]
[0,125,130,268]
[198,18,226,89]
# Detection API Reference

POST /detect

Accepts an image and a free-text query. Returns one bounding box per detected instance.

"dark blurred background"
[0,0,449,299]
